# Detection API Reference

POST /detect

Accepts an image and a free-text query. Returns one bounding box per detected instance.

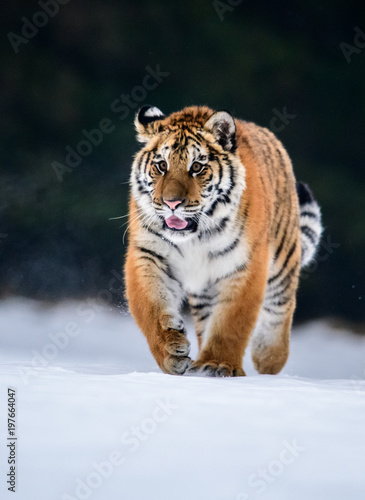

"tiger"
[124,105,322,377]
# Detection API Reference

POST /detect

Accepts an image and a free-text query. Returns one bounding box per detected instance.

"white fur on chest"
[170,233,248,294]
[136,223,249,295]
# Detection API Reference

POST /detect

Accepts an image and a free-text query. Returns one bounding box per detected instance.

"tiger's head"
[131,105,245,242]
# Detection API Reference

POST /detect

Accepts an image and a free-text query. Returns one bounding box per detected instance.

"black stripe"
[143,226,183,255]
[274,210,285,239]
[269,295,292,307]
[266,278,292,301]
[275,196,293,260]
[301,225,317,244]
[267,262,299,294]
[189,292,218,300]
[274,225,287,261]
[137,254,170,279]
[263,305,290,316]
[208,237,240,259]
[296,182,314,205]
[137,246,165,263]
[207,216,230,237]
[210,263,246,287]
[138,256,159,265]
[190,302,214,310]
[134,152,145,174]
[208,149,217,162]
[243,200,250,219]
[217,160,223,189]
[216,156,236,198]
[205,198,220,217]
[263,306,284,315]
[257,132,275,185]
[137,185,149,195]
[198,313,211,322]
[275,147,286,171]
[225,158,236,196]
[188,135,203,147]
[143,151,151,174]
[268,241,297,285]
[300,211,317,219]
[138,263,180,300]
[161,265,180,284]
[137,246,180,284]
[205,191,231,217]
[135,177,149,195]
[165,284,179,299]
[204,157,237,217]
[137,256,177,286]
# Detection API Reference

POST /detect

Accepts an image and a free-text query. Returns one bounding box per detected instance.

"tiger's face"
[131,106,245,242]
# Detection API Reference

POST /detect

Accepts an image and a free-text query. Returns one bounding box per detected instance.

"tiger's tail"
[296,182,323,268]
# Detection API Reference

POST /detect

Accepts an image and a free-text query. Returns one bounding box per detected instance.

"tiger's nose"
[163,199,184,210]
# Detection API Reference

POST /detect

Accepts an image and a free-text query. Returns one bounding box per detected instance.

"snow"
[0,298,365,500]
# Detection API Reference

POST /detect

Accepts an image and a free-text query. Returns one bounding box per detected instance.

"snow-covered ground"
[0,298,364,500]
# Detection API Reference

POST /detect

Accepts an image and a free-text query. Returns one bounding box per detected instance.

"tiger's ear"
[135,105,166,143]
[204,111,236,152]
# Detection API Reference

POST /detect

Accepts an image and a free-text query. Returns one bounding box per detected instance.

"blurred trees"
[0,0,364,322]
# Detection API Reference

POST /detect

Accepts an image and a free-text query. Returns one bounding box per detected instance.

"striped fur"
[125,106,322,376]
[296,182,323,267]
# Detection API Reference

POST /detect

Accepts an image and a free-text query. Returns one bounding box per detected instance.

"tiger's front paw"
[187,360,245,377]
[161,330,191,375]
[163,354,191,375]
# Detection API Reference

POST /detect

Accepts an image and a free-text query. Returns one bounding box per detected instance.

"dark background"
[0,0,364,324]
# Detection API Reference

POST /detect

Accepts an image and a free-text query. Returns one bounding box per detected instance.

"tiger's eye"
[191,162,205,175]
[156,161,168,174]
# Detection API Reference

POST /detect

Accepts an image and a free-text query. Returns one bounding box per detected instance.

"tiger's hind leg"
[250,300,296,374]
[250,250,300,375]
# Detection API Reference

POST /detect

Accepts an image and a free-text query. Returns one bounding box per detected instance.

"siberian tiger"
[125,105,322,376]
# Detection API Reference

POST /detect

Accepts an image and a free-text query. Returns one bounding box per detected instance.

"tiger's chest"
[169,234,248,294]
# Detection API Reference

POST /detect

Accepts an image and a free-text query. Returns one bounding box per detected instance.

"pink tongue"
[165,215,188,230]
